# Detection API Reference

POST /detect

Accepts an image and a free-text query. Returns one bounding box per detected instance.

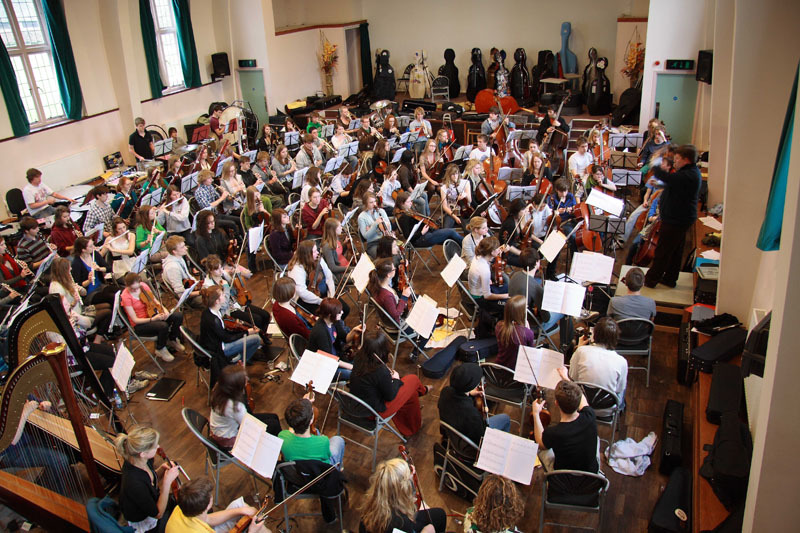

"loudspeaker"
[696,50,713,84]
[211,52,230,78]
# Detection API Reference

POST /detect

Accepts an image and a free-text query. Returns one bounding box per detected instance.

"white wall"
[272,0,363,30]
[364,0,648,100]
[640,0,711,132]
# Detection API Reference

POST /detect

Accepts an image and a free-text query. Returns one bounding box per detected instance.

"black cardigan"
[348,365,401,413]
[199,308,246,357]
[119,459,160,523]
[71,251,109,286]
[194,229,229,261]
[653,163,701,226]
[307,320,350,358]
[438,386,487,445]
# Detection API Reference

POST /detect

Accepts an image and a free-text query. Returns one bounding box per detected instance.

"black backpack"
[699,412,752,511]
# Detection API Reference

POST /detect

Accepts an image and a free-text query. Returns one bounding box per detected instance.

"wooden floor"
[117,243,693,533]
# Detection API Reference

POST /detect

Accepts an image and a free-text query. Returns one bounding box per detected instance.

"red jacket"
[50,225,78,256]
[301,199,330,237]
[272,302,311,338]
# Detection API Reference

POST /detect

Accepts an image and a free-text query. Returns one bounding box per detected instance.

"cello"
[573,202,604,252]
[541,90,571,176]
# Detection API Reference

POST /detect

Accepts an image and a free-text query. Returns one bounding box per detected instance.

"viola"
[232,272,252,307]
[252,210,271,233]
[374,160,388,175]
[395,207,439,230]
[224,317,250,333]
[229,494,270,533]
[296,305,317,327]
[491,254,507,286]
[139,287,168,317]
[226,236,239,265]
[397,261,410,294]
[473,383,489,423]
[399,445,425,509]
[528,388,552,438]
[305,382,320,435]
[156,447,182,500]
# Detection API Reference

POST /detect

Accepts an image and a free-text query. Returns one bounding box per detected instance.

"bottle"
[112,389,123,410]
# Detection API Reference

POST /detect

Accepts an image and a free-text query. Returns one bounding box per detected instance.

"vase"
[324,72,333,97]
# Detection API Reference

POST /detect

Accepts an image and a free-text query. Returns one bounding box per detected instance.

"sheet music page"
[391,147,406,163]
[570,252,614,285]
[244,150,257,163]
[151,231,166,254]
[399,132,410,144]
[497,167,514,181]
[476,428,538,485]
[132,250,149,274]
[181,172,198,194]
[562,283,587,317]
[539,231,567,262]
[248,223,264,254]
[341,207,359,228]
[292,167,309,189]
[231,414,282,479]
[586,188,624,217]
[285,200,300,218]
[215,157,232,177]
[699,216,723,231]
[111,343,136,391]
[440,254,467,288]
[85,223,104,240]
[324,156,343,173]
[349,119,360,130]
[172,282,199,313]
[109,292,121,333]
[405,294,439,338]
[542,280,567,314]
[515,346,565,389]
[290,350,340,394]
[409,182,427,202]
[436,307,460,319]
[351,253,375,293]
[611,169,641,186]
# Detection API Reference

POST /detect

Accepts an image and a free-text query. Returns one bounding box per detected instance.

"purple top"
[494,323,535,369]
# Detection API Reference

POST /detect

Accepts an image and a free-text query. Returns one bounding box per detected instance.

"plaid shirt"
[82,201,114,236]
[194,184,219,210]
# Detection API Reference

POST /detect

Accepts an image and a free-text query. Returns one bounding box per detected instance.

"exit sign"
[666,59,695,70]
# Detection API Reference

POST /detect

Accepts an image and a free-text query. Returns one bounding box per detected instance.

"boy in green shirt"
[278,398,344,469]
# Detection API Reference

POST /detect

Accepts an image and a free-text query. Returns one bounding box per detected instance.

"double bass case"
[438,48,460,99]
[466,47,487,102]
[510,48,533,107]
[372,49,396,101]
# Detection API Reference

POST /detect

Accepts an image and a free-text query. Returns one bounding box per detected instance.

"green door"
[238,69,269,128]
[654,74,698,145]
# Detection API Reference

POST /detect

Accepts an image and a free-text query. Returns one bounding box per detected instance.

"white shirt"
[531,205,553,238]
[467,256,492,298]
[22,182,54,216]
[157,198,191,233]
[569,345,628,407]
[469,146,495,162]
[162,254,192,295]
[568,151,594,179]
[288,260,334,305]
[380,179,401,208]
[210,399,246,438]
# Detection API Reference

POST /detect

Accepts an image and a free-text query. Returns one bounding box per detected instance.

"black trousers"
[84,342,116,397]
[133,312,183,349]
[231,305,271,330]
[414,508,447,533]
[644,221,692,286]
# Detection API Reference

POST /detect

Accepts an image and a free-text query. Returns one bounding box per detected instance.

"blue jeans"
[488,413,511,433]
[541,312,563,333]
[413,192,430,217]
[1,432,72,494]
[223,333,261,363]
[335,367,352,381]
[328,435,345,469]
[415,228,463,247]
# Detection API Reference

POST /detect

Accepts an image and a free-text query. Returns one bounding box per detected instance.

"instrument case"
[648,466,691,533]
[689,327,746,374]
[456,338,498,363]
[659,399,685,475]
[705,363,743,425]
[420,335,467,379]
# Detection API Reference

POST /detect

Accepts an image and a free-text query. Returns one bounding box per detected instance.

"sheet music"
[243,150,257,163]
[436,307,460,319]
[32,252,56,283]
[231,413,283,479]
[611,169,642,186]
[404,294,439,338]
[215,156,232,177]
[398,131,410,144]
[539,231,567,263]
[700,250,721,260]
[111,343,136,391]
[285,200,300,218]
[150,231,166,254]
[290,350,340,394]
[514,346,564,389]
[699,216,723,231]
[391,147,406,163]
[172,282,199,313]
[351,253,375,293]
[292,166,309,189]
[324,156,343,173]
[248,223,264,254]
[132,250,150,274]
[109,291,121,333]
[542,280,586,317]
[454,144,473,160]
[409,181,427,203]
[85,222,105,243]
[586,189,624,217]
[405,219,424,246]
[570,252,614,284]
[341,207,359,228]
[476,428,538,485]
[506,185,537,202]
[496,167,522,183]
[181,171,199,194]
[440,254,466,288]
[320,124,334,138]
[348,119,360,130]
[284,131,300,145]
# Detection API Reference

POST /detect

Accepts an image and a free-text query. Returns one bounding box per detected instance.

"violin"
[296,305,317,327]
[232,272,252,307]
[156,447,182,500]
[224,317,250,333]
[226,236,239,265]
[243,363,256,412]
[528,388,552,437]
[305,382,320,434]
[139,287,168,317]
[491,254,507,286]
[473,381,489,423]
[399,445,425,509]
[252,210,271,232]
[397,261,410,294]
[394,207,439,230]
[229,494,270,533]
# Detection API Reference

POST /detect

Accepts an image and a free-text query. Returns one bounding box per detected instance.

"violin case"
[659,399,684,475]
[456,338,498,363]
[648,466,691,533]
[421,335,467,379]
[706,363,743,425]
[689,327,747,374]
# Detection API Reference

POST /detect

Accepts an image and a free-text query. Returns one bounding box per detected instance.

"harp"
[0,296,126,531]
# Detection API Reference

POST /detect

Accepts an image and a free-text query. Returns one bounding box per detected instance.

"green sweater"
[135,221,165,251]
[278,430,331,462]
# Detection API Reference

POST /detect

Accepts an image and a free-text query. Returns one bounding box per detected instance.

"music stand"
[473,193,501,220]
[153,138,173,157]
[181,172,199,194]
[190,125,210,143]
[324,156,344,174]
[453,144,472,161]
[588,213,626,255]
[348,118,360,130]
[320,124,334,138]
[611,169,642,214]
[608,132,644,151]
[506,185,537,202]
[284,131,300,148]
[338,141,358,159]
[215,156,232,177]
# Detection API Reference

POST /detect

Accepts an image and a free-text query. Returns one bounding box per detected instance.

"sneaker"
[126,378,149,395]
[167,339,185,352]
[134,370,159,381]
[155,347,175,362]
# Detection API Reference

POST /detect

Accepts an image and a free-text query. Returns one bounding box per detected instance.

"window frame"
[149,0,185,94]
[1,0,67,128]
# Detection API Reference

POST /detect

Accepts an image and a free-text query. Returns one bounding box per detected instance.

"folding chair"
[437,421,487,500]
[479,362,531,431]
[400,223,440,275]
[442,238,461,263]
[615,318,655,387]
[539,469,610,532]
[332,388,406,471]
[431,76,450,103]
[287,333,307,369]
[182,408,264,503]
[274,461,345,532]
[576,382,622,453]
[367,294,430,367]
[180,326,242,405]
[114,291,164,373]
[454,279,480,333]
[528,309,560,351]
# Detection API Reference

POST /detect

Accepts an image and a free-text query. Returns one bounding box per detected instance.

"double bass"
[540,90,571,176]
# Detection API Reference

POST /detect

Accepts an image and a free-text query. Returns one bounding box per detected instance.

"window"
[0,0,64,126]
[150,0,184,90]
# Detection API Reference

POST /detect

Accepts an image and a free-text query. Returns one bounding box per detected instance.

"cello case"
[372,49,396,101]
[466,47,487,102]
[510,48,533,106]
[582,47,599,101]
[531,50,556,102]
[409,50,430,99]
[493,50,510,94]
[586,56,612,115]
[438,48,460,99]
[486,47,500,91]
[559,22,578,74]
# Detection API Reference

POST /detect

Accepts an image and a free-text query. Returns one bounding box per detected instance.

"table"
[616,265,694,332]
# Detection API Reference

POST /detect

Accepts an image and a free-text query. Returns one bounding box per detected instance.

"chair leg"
[539,481,547,532]
[646,349,651,388]
[372,430,380,471]
[438,454,449,492]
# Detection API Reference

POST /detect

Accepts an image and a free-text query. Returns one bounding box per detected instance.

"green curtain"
[757,62,798,251]
[359,22,372,88]
[171,0,201,88]
[42,0,82,120]
[139,0,164,99]
[0,37,29,136]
